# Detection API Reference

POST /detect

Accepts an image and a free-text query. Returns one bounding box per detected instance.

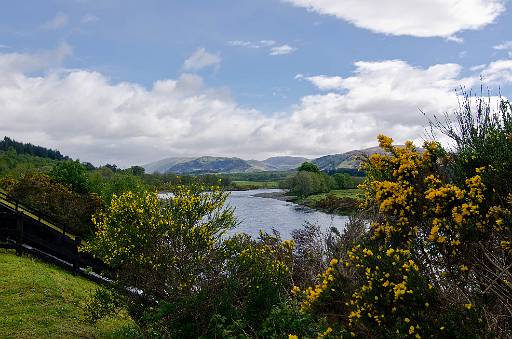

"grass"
[231,180,279,189]
[0,249,136,339]
[301,189,363,204]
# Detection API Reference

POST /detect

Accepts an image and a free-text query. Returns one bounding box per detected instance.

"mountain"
[144,155,310,174]
[261,156,309,171]
[142,157,195,174]
[143,147,401,174]
[167,156,251,174]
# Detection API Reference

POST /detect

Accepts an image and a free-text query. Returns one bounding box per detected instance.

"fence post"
[16,215,23,256]
[73,236,81,275]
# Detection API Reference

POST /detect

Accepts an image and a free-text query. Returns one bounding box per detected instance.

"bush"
[1,172,102,237]
[49,160,90,194]
[84,187,301,337]
[294,129,508,337]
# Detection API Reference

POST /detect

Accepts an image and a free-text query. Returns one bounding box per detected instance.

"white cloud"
[494,41,512,57]
[269,44,296,56]
[482,59,512,83]
[43,12,69,30]
[1,46,512,166]
[80,14,99,24]
[470,64,486,72]
[446,35,464,44]
[228,40,277,48]
[260,40,277,47]
[296,74,344,90]
[0,42,72,74]
[229,40,298,55]
[283,0,505,37]
[182,48,221,71]
[494,41,512,50]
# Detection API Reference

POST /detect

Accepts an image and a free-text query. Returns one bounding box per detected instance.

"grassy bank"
[301,188,362,203]
[0,250,136,338]
[296,189,363,215]
[230,180,279,190]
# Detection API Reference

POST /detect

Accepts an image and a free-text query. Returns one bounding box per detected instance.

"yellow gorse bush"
[294,135,509,337]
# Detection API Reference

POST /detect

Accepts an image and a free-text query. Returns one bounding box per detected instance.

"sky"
[1,0,512,167]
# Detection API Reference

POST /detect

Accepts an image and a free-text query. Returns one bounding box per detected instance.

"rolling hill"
[143,155,309,174]
[142,146,405,174]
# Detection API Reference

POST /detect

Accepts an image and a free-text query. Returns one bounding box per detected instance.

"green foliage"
[88,168,146,204]
[128,165,145,176]
[84,186,238,336]
[0,136,70,160]
[333,172,356,189]
[84,188,320,337]
[49,160,90,193]
[281,171,335,197]
[259,301,324,338]
[83,288,124,323]
[0,149,56,177]
[221,232,295,330]
[1,173,102,237]
[298,161,320,173]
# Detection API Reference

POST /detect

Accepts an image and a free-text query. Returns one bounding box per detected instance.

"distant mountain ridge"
[143,155,309,174]
[143,146,400,174]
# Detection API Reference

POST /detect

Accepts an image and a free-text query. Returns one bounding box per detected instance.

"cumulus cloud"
[295,74,344,90]
[269,45,296,56]
[0,42,72,74]
[182,48,221,71]
[43,12,69,30]
[1,46,512,166]
[283,0,505,37]
[482,59,512,83]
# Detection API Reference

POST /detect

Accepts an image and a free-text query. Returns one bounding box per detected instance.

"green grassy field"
[231,180,279,189]
[0,250,136,338]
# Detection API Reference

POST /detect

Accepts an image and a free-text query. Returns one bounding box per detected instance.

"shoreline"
[252,190,355,216]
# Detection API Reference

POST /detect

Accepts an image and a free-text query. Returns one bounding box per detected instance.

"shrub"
[84,187,302,337]
[49,160,90,194]
[294,132,504,337]
[1,172,102,237]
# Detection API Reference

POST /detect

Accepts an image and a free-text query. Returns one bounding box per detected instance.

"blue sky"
[1,0,512,166]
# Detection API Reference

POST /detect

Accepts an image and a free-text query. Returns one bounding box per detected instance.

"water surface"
[226,189,348,239]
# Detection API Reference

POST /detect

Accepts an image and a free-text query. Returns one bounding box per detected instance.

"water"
[226,189,349,239]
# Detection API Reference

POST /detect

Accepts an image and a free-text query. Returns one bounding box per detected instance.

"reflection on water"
[227,189,348,239]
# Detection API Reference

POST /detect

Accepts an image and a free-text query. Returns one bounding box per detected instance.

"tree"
[128,165,145,176]
[298,161,320,173]
[333,173,355,189]
[49,160,90,193]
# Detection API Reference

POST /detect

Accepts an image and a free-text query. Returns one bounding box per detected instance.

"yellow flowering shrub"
[294,135,499,338]
[83,185,238,337]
